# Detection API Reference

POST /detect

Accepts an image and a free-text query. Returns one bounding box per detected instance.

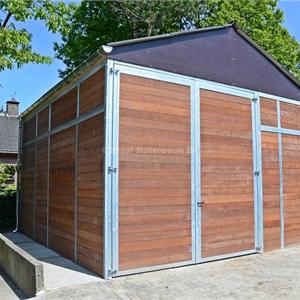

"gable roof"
[21,24,300,119]
[107,24,300,100]
[0,114,19,154]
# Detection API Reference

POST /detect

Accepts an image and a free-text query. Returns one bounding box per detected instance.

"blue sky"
[0,1,300,113]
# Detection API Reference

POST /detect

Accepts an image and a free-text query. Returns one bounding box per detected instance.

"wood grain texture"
[20,144,35,238]
[260,98,277,127]
[79,68,105,115]
[23,116,36,143]
[118,74,191,271]
[51,88,77,129]
[261,132,281,251]
[77,115,104,275]
[281,102,300,130]
[37,107,49,136]
[282,134,300,246]
[34,138,48,245]
[49,126,76,260]
[200,89,255,258]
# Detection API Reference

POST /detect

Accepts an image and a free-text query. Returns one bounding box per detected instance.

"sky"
[0,1,300,113]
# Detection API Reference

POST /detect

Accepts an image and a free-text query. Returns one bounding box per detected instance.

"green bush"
[0,189,16,232]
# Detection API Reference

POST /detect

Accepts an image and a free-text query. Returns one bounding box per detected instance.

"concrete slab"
[35,245,300,300]
[0,269,26,300]
[3,232,101,293]
[5,232,32,244]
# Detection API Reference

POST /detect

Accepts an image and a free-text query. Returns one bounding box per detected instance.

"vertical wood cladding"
[260,98,277,127]
[20,144,35,238]
[77,115,104,275]
[118,74,191,271]
[282,134,300,246]
[79,69,105,115]
[51,88,77,129]
[49,126,76,260]
[200,90,255,257]
[23,116,36,143]
[281,102,300,130]
[37,107,49,136]
[261,132,281,251]
[34,138,48,245]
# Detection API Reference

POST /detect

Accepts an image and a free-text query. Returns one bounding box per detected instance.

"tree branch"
[1,12,12,28]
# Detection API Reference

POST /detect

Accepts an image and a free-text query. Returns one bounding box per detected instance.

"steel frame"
[74,83,80,262]
[19,61,106,271]
[192,82,200,263]
[19,56,300,279]
[46,106,51,247]
[255,94,264,253]
[104,60,264,278]
[103,59,115,278]
[277,101,285,249]
[22,60,106,122]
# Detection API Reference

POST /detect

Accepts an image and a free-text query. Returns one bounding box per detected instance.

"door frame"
[104,59,267,278]
[193,82,263,263]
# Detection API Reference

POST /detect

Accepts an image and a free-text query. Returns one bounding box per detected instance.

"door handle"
[197,201,205,208]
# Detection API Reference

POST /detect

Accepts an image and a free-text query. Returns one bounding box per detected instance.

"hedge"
[0,190,16,232]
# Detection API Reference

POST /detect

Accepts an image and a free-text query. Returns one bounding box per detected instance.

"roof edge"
[20,49,106,119]
[106,24,233,48]
[106,22,300,90]
[0,151,18,154]
[232,23,300,89]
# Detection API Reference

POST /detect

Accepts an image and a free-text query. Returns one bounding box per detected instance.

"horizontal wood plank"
[119,74,192,271]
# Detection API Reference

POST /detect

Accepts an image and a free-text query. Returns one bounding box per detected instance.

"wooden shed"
[18,24,300,278]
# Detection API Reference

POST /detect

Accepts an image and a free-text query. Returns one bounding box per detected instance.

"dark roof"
[21,24,300,119]
[0,114,19,153]
[107,24,300,101]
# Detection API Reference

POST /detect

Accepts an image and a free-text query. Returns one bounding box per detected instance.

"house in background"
[0,98,19,165]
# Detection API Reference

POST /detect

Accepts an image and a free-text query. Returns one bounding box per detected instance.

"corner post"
[103,59,116,278]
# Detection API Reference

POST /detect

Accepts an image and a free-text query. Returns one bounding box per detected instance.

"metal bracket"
[252,96,258,102]
[108,167,117,174]
[254,171,260,176]
[108,269,117,278]
[110,68,119,75]
[255,246,262,252]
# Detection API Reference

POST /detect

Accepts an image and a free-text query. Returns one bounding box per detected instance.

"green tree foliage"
[55,0,300,80]
[0,0,74,71]
[0,163,16,231]
[0,163,16,189]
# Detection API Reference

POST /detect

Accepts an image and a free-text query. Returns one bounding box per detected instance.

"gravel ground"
[33,245,300,300]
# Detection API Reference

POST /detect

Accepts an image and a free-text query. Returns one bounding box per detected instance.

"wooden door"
[118,74,192,271]
[200,89,256,258]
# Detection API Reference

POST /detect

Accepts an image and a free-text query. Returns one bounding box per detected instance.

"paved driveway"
[35,245,300,300]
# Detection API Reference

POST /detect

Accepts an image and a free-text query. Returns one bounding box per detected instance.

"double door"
[111,68,261,275]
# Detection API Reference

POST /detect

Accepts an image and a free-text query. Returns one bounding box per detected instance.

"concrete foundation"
[0,233,44,297]
[4,232,101,292]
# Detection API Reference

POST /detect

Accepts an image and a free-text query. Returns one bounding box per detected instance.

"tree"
[55,0,300,80]
[54,0,192,77]
[0,0,74,71]
[0,163,16,190]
